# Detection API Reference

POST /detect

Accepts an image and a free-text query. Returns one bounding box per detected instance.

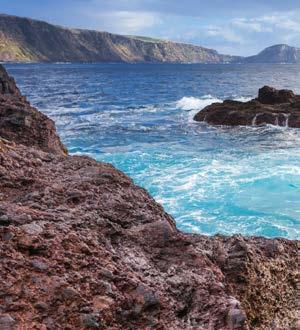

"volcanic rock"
[194,85,300,127]
[0,64,66,154]
[0,65,299,329]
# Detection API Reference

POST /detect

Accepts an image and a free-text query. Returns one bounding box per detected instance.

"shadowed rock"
[0,65,299,329]
[0,64,67,154]
[194,86,300,128]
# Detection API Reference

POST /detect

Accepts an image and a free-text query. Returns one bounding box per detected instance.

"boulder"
[257,86,296,104]
[194,86,300,127]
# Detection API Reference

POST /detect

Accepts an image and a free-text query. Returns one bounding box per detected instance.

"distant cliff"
[2,14,300,64]
[0,14,237,63]
[244,44,300,64]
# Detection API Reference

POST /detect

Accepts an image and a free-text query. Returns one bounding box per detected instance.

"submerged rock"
[194,86,300,127]
[0,65,299,329]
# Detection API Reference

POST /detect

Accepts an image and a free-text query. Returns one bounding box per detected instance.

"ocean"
[6,63,300,239]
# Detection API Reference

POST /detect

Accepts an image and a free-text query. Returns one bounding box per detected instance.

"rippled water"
[6,63,300,239]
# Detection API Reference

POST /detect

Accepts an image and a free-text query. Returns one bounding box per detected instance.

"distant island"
[1,13,300,64]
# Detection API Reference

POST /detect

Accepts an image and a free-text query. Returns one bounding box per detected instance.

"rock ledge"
[194,86,300,127]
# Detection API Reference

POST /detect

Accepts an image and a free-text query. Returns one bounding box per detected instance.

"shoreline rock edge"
[0,65,299,329]
[194,86,300,128]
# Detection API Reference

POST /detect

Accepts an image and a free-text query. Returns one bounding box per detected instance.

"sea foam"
[176,95,222,111]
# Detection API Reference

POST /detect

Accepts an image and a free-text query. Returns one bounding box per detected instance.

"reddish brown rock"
[0,64,67,154]
[0,65,299,329]
[194,85,300,127]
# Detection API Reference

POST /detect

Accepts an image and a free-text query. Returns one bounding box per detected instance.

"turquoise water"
[7,63,300,239]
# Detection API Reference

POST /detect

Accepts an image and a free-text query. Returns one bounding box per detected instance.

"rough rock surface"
[194,86,300,128]
[0,65,299,329]
[0,65,67,155]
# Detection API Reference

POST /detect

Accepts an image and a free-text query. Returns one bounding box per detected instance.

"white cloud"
[257,13,300,32]
[231,12,300,34]
[205,25,243,43]
[231,18,272,33]
[86,10,162,34]
[201,11,300,49]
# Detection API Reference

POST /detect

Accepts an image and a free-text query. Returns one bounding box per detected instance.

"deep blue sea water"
[6,63,300,239]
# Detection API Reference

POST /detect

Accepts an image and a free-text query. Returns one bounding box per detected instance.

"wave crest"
[176,95,222,111]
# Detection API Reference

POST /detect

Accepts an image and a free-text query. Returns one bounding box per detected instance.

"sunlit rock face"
[0,13,239,63]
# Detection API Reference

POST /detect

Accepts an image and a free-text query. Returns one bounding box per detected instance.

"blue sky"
[2,0,300,55]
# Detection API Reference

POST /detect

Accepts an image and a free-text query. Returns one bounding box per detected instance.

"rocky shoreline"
[0,65,299,329]
[194,86,300,128]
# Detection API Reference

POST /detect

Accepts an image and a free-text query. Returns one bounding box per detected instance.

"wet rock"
[258,86,295,104]
[194,86,300,127]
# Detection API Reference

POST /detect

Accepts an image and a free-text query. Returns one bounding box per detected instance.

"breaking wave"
[176,95,222,111]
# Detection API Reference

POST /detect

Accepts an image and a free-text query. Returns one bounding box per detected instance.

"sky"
[2,0,300,55]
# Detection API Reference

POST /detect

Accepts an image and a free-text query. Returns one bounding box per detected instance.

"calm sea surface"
[6,63,300,239]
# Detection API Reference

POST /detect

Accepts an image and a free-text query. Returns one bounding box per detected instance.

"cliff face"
[0,14,238,63]
[244,44,300,64]
[0,64,299,329]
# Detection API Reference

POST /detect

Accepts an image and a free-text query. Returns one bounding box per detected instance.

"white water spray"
[283,113,290,127]
[252,113,262,126]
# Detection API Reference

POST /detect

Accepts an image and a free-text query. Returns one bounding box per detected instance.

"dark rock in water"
[194,86,300,128]
[0,65,299,330]
[257,86,296,104]
[0,64,67,154]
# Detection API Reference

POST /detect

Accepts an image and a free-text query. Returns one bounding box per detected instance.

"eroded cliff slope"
[0,14,237,63]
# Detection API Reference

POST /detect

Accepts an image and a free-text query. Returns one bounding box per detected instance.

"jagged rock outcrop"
[194,86,300,127]
[0,65,67,154]
[0,13,239,63]
[0,65,22,96]
[0,65,299,329]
